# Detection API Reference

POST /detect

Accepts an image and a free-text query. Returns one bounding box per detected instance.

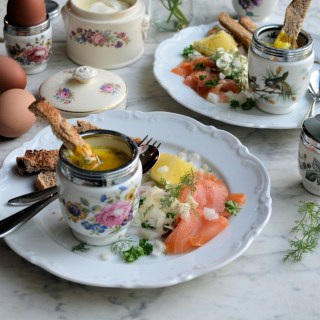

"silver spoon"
[301,69,320,126]
[0,145,159,238]
[8,144,159,206]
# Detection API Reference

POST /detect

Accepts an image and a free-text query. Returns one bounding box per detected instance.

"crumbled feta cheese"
[207,92,219,104]
[101,250,111,261]
[204,207,219,221]
[189,152,200,164]
[151,240,167,256]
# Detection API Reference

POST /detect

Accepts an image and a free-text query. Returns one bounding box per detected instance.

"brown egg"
[6,0,47,27]
[0,55,27,95]
[0,89,36,138]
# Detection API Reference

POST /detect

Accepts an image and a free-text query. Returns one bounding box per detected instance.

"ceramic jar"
[299,115,320,196]
[56,130,142,245]
[61,0,150,69]
[232,0,278,21]
[248,24,314,115]
[3,17,52,74]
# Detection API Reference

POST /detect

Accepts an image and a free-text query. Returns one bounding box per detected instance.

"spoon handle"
[8,186,58,205]
[301,98,317,127]
[0,192,58,238]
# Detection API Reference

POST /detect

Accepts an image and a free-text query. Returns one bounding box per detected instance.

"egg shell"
[6,0,47,27]
[0,89,36,138]
[0,55,27,94]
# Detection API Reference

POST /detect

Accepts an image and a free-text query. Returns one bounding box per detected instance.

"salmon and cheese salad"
[132,151,246,256]
[171,14,257,110]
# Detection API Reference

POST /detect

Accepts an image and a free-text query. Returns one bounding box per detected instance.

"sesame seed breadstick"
[218,12,252,50]
[29,99,98,164]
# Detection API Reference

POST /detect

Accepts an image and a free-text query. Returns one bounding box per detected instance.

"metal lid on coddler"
[46,0,60,20]
[302,114,320,145]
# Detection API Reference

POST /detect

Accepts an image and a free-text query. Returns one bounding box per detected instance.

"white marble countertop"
[1,0,320,319]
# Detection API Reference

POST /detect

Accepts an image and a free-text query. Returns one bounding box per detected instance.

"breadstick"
[29,99,99,165]
[218,12,252,50]
[239,16,257,34]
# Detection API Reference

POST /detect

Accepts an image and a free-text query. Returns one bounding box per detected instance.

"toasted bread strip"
[239,16,257,34]
[16,149,59,175]
[29,99,99,165]
[35,171,57,190]
[16,121,102,176]
[218,12,252,50]
[74,120,100,133]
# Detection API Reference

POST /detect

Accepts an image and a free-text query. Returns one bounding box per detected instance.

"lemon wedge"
[150,153,196,184]
[193,30,238,56]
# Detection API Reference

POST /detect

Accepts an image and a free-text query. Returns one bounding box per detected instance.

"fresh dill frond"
[159,170,198,209]
[72,242,90,252]
[283,201,320,262]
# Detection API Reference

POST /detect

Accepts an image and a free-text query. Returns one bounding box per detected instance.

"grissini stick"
[218,12,253,50]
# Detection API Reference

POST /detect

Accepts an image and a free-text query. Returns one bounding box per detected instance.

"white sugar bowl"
[61,0,150,69]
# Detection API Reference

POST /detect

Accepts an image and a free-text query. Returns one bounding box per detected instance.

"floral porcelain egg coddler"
[3,0,52,74]
[57,130,142,246]
[248,24,314,114]
[61,0,150,69]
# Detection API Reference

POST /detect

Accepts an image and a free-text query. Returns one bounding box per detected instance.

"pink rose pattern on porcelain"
[54,82,121,104]
[5,35,52,66]
[100,83,121,95]
[69,28,131,48]
[55,88,75,104]
[61,184,139,236]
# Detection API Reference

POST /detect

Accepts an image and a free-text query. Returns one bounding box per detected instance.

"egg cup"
[3,16,52,75]
[56,130,142,246]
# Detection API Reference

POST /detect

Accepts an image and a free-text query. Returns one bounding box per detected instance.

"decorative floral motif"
[299,152,320,185]
[5,35,52,65]
[54,87,75,104]
[249,66,297,104]
[99,82,122,95]
[238,0,263,15]
[61,185,139,236]
[69,28,130,48]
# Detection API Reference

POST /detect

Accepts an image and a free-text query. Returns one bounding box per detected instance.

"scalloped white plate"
[0,110,271,288]
[153,23,320,129]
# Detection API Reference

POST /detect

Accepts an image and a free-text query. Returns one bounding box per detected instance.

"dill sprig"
[283,201,320,262]
[159,170,198,209]
[72,242,90,252]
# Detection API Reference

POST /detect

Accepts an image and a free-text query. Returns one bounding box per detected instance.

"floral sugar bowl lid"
[39,66,127,117]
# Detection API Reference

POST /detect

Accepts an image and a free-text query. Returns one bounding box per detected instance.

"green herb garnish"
[182,44,194,58]
[159,170,198,209]
[194,63,205,70]
[225,200,241,216]
[205,79,219,88]
[72,242,90,252]
[122,239,153,263]
[141,221,155,229]
[199,74,207,81]
[283,201,320,262]
[230,98,256,111]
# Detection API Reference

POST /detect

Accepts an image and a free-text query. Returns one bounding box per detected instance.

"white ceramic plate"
[153,23,320,129]
[0,110,272,288]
